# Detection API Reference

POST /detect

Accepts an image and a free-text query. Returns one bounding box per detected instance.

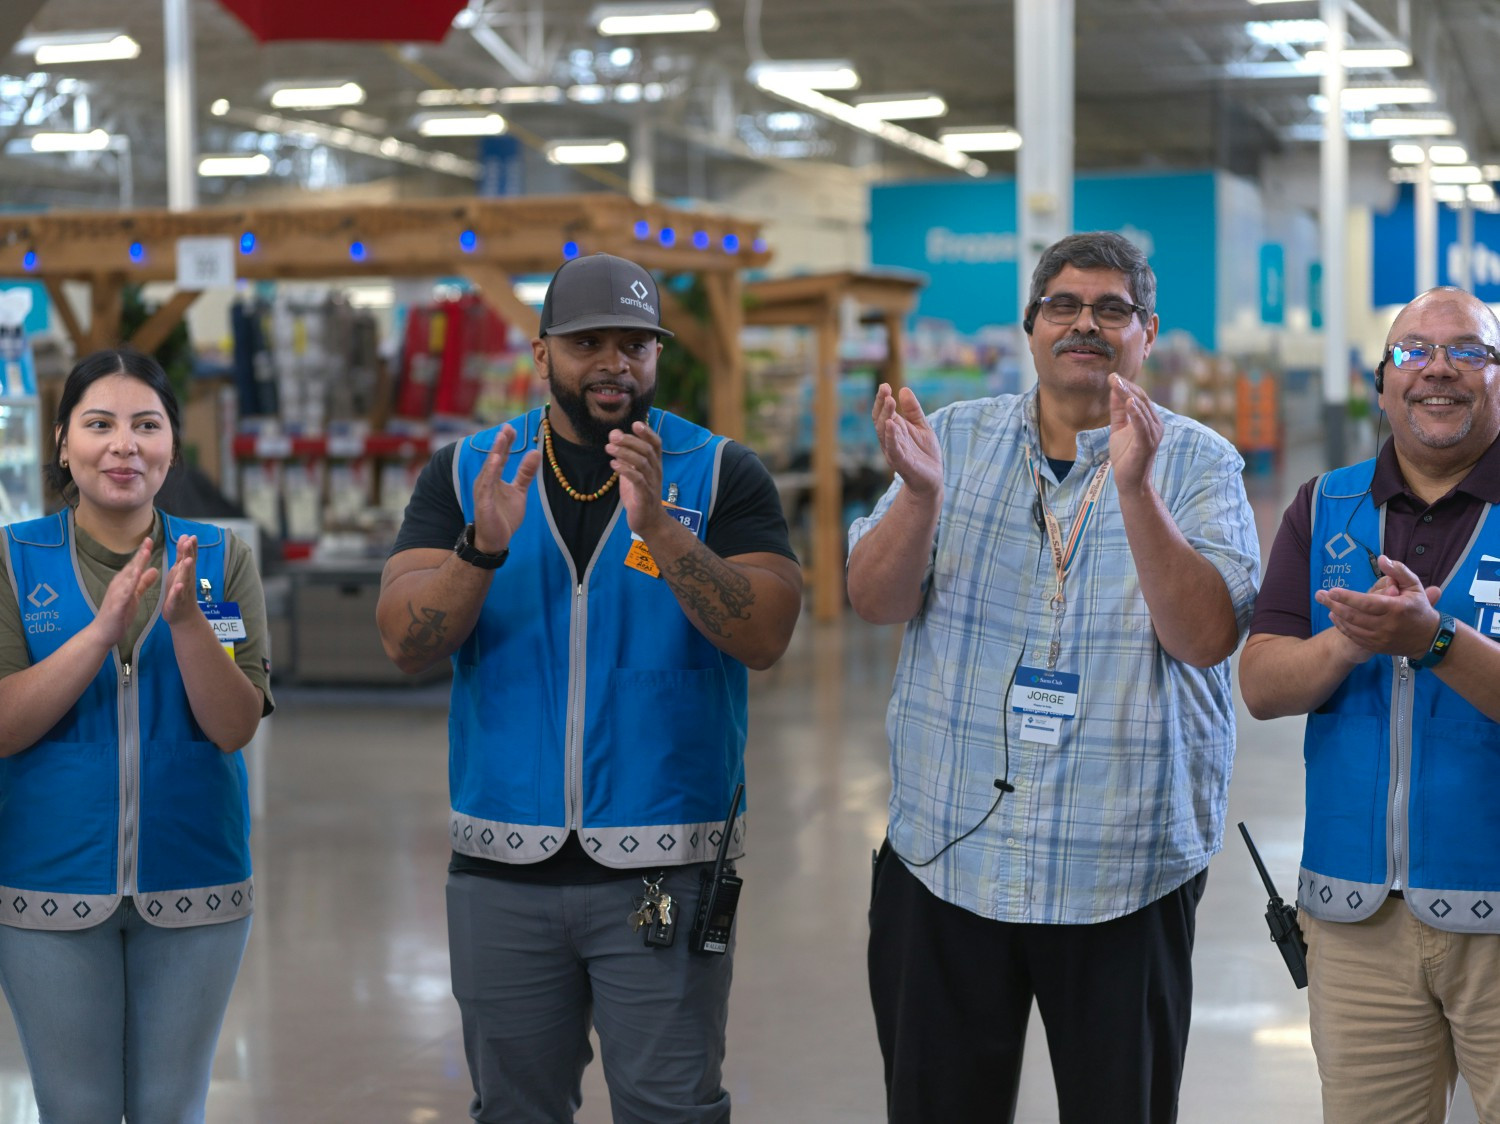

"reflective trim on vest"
[450,810,747,868]
[1302,461,1500,931]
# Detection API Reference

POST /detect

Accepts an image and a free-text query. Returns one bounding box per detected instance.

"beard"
[1403,397,1474,449]
[550,374,657,447]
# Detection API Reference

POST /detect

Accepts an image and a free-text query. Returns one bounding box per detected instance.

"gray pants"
[447,866,734,1124]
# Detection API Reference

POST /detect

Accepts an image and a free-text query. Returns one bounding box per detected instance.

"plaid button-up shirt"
[850,388,1260,924]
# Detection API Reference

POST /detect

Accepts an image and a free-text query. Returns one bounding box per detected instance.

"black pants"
[868,842,1207,1124]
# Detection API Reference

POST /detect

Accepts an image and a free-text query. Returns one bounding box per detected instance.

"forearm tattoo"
[400,603,449,662]
[662,544,755,639]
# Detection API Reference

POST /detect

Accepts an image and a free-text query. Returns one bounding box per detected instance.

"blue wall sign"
[869,171,1220,348]
[1371,182,1500,306]
[1259,243,1285,325]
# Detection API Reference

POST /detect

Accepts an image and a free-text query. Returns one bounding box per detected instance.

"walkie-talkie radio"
[1238,821,1308,989]
[690,783,745,955]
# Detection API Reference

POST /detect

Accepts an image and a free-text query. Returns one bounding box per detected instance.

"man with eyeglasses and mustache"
[848,230,1259,1123]
[1240,286,1500,1123]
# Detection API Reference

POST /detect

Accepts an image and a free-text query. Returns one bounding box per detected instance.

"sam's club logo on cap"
[621,278,656,316]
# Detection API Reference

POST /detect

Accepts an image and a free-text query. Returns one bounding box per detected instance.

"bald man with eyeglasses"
[1240,285,1500,1123]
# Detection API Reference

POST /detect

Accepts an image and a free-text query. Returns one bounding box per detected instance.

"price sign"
[175,237,236,291]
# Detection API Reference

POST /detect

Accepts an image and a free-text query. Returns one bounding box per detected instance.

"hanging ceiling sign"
[216,0,467,42]
[176,237,236,291]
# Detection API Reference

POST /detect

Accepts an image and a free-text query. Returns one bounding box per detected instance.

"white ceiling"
[1,0,1497,211]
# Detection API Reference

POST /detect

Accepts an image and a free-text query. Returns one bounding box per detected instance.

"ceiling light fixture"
[756,81,985,175]
[198,153,273,176]
[1246,20,1327,46]
[592,3,720,35]
[1433,184,1466,203]
[1427,144,1469,164]
[416,113,507,137]
[1468,184,1496,204]
[29,129,111,152]
[748,60,861,91]
[851,93,949,121]
[1429,165,1483,184]
[938,126,1022,153]
[1367,115,1455,137]
[268,82,365,110]
[1340,84,1434,109]
[546,139,629,164]
[1388,143,1426,164]
[21,32,141,65]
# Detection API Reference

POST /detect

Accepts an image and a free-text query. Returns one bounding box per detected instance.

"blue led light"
[459,229,477,253]
[692,231,710,250]
[659,227,676,247]
[634,220,650,238]
[563,241,580,259]
[22,251,36,271]
[129,241,145,263]
[753,238,767,254]
[349,240,366,262]
[723,234,740,254]
[239,231,256,254]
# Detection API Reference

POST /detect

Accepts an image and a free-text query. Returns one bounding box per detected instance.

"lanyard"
[1027,451,1112,606]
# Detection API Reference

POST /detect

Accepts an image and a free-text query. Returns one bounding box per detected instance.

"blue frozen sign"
[1371,183,1500,305]
[869,171,1220,348]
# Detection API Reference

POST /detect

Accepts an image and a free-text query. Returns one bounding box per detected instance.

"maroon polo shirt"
[1249,434,1500,639]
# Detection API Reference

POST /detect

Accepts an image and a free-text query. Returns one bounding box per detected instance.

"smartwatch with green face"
[1410,613,1456,669]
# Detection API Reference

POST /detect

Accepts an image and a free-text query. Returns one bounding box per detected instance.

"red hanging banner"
[216,0,467,43]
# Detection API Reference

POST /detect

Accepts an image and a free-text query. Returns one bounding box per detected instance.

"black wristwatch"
[1410,613,1457,669]
[453,523,508,570]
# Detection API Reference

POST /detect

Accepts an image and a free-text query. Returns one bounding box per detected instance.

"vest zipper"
[566,582,586,831]
[119,658,140,895]
[1392,656,1412,890]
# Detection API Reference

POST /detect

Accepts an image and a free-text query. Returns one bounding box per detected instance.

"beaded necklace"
[541,410,619,502]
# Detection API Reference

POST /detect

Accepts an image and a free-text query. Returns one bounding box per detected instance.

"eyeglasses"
[1386,340,1500,372]
[1036,295,1147,329]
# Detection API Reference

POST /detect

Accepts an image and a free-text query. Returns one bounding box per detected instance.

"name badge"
[1018,713,1062,746]
[1470,556,1500,605]
[202,602,248,642]
[1009,667,1080,718]
[625,501,706,579]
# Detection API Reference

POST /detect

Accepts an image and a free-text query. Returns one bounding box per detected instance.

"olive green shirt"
[0,511,275,715]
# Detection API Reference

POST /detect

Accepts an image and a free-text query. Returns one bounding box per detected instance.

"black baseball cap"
[537,252,674,338]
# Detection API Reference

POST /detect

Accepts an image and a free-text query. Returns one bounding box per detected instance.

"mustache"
[1404,389,1475,405]
[1052,332,1116,361]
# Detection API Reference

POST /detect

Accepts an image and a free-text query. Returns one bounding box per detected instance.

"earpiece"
[1374,359,1385,394]
[1022,305,1036,335]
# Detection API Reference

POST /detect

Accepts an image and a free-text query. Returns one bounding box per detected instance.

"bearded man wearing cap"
[377,252,802,1123]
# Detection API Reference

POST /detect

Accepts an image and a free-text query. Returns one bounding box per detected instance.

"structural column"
[163,0,197,211]
[1015,0,1073,387]
[1415,152,1438,293]
[1320,0,1348,465]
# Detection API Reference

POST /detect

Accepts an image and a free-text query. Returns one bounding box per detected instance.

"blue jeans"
[447,867,734,1124]
[0,898,250,1123]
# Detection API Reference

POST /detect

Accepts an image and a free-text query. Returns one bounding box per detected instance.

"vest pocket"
[1303,712,1384,883]
[137,741,250,891]
[595,667,737,821]
[0,741,118,894]
[1411,716,1500,887]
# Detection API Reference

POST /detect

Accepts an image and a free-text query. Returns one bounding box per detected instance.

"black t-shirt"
[391,422,797,885]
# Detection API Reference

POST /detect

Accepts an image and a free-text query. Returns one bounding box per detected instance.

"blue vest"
[1302,460,1500,932]
[447,408,749,868]
[0,511,252,929]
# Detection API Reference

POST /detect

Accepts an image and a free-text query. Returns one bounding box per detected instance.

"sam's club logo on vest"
[622,279,655,317]
[1321,532,1359,589]
[23,582,60,634]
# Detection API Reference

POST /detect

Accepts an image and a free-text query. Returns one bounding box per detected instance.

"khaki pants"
[1304,896,1500,1124]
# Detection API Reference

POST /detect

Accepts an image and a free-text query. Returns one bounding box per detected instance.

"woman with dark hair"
[0,347,273,1122]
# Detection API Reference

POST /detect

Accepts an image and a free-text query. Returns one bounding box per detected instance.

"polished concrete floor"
[0,432,1484,1122]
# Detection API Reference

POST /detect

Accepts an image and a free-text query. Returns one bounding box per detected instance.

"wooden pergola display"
[0,193,769,440]
[744,271,925,622]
